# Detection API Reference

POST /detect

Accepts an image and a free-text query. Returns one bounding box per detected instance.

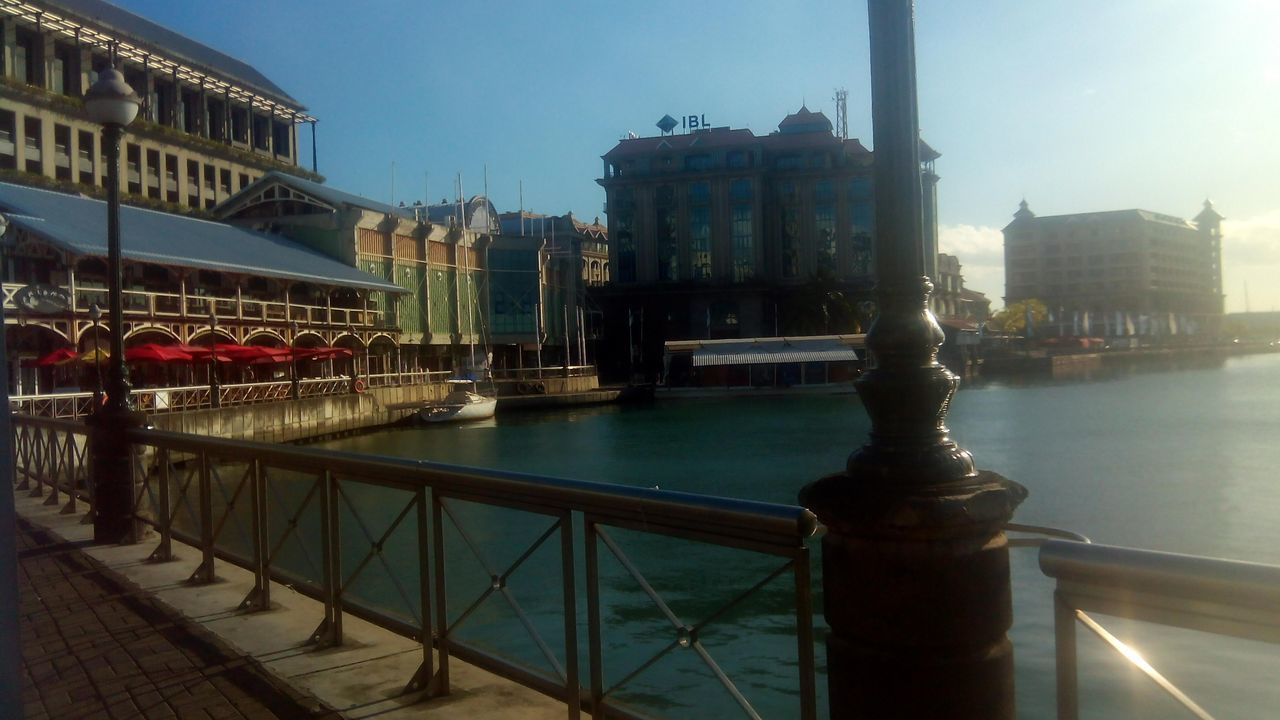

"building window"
[208,99,227,141]
[231,107,248,143]
[273,120,292,158]
[816,204,836,274]
[684,154,711,172]
[252,114,270,151]
[727,151,749,169]
[14,31,34,85]
[732,204,753,282]
[238,173,250,191]
[219,168,232,196]
[782,206,801,278]
[776,154,802,170]
[187,160,200,206]
[77,130,94,184]
[815,179,836,204]
[53,124,71,180]
[23,117,42,174]
[0,111,15,170]
[850,200,874,276]
[615,210,636,283]
[146,149,161,199]
[689,197,711,281]
[848,175,872,200]
[203,165,216,192]
[655,185,678,282]
[165,154,179,203]
[126,144,142,194]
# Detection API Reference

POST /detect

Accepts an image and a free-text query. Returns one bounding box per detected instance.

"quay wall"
[151,382,449,443]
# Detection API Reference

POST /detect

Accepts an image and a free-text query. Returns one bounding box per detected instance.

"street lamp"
[84,63,141,545]
[208,310,221,408]
[289,320,300,400]
[88,304,104,406]
[797,2,1024,717]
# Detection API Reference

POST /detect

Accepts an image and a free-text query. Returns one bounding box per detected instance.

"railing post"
[798,2,1025,718]
[559,511,580,719]
[584,517,603,715]
[431,491,451,693]
[404,486,439,696]
[188,452,215,583]
[1053,591,1079,720]
[147,448,172,563]
[239,458,270,611]
[311,470,342,646]
[793,545,817,720]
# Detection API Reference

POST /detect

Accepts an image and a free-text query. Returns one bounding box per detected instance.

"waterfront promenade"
[14,489,566,720]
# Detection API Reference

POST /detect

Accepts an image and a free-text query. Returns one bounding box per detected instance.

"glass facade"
[731,179,754,282]
[689,182,711,280]
[815,180,836,274]
[656,185,678,282]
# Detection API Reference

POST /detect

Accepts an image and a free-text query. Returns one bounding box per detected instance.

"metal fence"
[11,414,819,720]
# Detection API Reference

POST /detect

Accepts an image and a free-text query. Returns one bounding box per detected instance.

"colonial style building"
[0,180,401,395]
[593,106,940,379]
[1003,200,1225,337]
[0,0,318,213]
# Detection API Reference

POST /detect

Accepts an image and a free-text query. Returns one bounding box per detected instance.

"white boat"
[417,381,497,423]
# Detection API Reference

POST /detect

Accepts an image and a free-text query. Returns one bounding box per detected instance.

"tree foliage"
[992,298,1049,334]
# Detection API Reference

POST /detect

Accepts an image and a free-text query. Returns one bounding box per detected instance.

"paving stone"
[17,519,338,720]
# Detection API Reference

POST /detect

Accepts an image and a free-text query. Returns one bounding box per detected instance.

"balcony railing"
[11,415,820,720]
[3,282,380,330]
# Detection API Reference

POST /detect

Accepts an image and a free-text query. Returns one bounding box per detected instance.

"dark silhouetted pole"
[84,65,142,545]
[799,2,1026,718]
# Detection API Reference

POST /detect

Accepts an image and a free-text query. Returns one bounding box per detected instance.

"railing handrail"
[1041,539,1280,621]
[126,424,819,547]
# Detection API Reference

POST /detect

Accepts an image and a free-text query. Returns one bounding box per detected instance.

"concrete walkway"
[18,518,339,720]
[14,491,568,720]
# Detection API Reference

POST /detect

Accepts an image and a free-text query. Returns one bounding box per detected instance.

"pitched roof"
[244,171,415,218]
[31,0,304,109]
[777,106,833,134]
[0,182,402,293]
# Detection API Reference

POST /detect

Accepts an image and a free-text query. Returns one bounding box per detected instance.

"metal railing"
[11,415,820,720]
[7,371,462,420]
[3,282,379,329]
[491,365,597,381]
[1020,532,1280,720]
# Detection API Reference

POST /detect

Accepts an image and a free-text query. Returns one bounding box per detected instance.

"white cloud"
[1222,211,1280,313]
[939,223,1005,303]
[937,213,1280,314]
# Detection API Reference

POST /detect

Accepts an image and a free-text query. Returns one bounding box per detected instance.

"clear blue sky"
[116,0,1279,312]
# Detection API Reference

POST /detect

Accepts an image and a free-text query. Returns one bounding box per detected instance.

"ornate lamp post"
[208,310,221,408]
[84,64,141,544]
[88,304,104,406]
[799,2,1025,717]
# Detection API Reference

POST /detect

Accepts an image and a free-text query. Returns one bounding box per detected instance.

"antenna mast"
[834,87,849,141]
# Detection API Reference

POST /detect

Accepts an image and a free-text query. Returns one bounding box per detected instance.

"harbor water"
[320,352,1280,719]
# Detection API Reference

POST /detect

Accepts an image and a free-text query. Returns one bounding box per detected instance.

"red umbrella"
[172,344,234,363]
[295,347,354,361]
[125,343,194,363]
[23,347,78,368]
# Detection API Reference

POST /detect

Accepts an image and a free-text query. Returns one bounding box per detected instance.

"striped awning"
[690,340,861,367]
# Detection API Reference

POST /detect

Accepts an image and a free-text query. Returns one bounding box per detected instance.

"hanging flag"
[1114,311,1123,337]
[1073,311,1080,336]
[1082,310,1091,336]
[1169,312,1178,335]
[1125,313,1136,336]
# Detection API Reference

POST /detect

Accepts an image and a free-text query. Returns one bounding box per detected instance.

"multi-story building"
[1003,200,1225,336]
[217,173,495,373]
[593,106,940,379]
[0,0,318,213]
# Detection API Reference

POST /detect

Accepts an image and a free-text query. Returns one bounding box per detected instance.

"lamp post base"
[88,407,145,545]
[800,470,1026,720]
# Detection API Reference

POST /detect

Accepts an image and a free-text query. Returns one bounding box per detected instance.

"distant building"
[1003,200,1224,337]
[594,106,941,379]
[0,0,318,213]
